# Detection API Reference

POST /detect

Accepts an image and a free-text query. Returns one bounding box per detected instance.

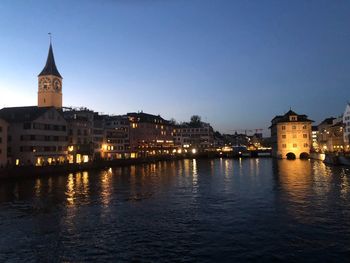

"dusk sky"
[0,0,349,134]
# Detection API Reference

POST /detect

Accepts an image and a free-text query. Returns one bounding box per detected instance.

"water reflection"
[192,159,198,193]
[100,169,113,207]
[66,173,75,206]
[34,178,41,198]
[0,159,349,262]
[273,159,350,224]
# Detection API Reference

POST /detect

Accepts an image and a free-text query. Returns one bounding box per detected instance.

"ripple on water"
[0,159,350,262]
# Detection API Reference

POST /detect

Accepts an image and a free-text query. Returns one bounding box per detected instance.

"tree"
[190,115,201,127]
[169,118,177,125]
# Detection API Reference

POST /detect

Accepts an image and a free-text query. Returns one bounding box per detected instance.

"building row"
[270,104,350,159]
[311,104,350,153]
[0,107,217,167]
[0,43,217,167]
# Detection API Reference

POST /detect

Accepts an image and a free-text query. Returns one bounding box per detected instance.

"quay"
[0,150,272,179]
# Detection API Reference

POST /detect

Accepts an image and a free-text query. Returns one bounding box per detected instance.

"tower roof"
[38,43,62,78]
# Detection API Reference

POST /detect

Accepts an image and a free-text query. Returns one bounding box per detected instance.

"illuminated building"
[0,41,69,166]
[270,110,313,159]
[317,117,344,152]
[63,108,94,163]
[173,122,214,152]
[343,103,350,150]
[311,126,319,152]
[37,42,63,108]
[102,115,130,159]
[0,118,8,167]
[127,112,175,157]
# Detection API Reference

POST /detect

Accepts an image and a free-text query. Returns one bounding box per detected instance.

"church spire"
[38,40,62,78]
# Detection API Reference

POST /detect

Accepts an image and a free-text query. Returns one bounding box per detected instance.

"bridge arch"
[286,152,296,160]
[300,152,310,160]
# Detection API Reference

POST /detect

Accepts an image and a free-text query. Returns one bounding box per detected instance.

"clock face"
[53,79,62,92]
[39,77,50,91]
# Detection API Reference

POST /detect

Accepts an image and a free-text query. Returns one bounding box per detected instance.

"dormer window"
[290,115,297,121]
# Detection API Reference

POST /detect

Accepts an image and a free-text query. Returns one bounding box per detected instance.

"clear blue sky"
[0,0,349,134]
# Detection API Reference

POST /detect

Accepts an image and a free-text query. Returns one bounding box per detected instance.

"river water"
[0,158,349,262]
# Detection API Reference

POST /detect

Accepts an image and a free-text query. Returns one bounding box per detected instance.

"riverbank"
[310,152,350,166]
[0,156,178,180]
[0,151,274,179]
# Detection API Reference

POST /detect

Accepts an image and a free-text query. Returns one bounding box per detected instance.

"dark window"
[23,123,31,129]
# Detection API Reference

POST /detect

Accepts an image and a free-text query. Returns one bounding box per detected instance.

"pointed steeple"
[38,43,62,78]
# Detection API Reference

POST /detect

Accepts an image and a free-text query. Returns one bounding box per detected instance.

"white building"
[343,103,350,150]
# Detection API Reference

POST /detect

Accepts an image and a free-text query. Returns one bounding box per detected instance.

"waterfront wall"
[0,151,272,179]
[311,152,350,166]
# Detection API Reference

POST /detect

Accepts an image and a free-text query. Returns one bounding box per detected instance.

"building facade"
[173,122,214,152]
[343,103,350,151]
[317,117,344,152]
[0,118,8,167]
[102,115,131,159]
[128,112,175,157]
[0,107,68,166]
[311,126,319,152]
[270,110,313,159]
[64,108,94,163]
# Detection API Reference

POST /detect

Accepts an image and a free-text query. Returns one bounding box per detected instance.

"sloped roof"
[127,112,169,124]
[0,106,53,123]
[318,117,336,126]
[271,109,313,125]
[38,44,62,78]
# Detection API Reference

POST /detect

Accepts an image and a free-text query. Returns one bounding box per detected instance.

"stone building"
[270,110,313,159]
[102,115,131,159]
[127,112,175,157]
[0,118,8,167]
[38,43,63,108]
[0,107,68,166]
[0,41,69,166]
[311,126,319,152]
[317,117,344,152]
[63,108,94,163]
[343,103,350,151]
[92,113,106,159]
[173,122,214,152]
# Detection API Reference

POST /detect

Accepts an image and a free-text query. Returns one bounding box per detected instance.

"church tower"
[38,42,63,108]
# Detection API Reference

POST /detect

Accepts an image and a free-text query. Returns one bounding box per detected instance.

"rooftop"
[38,43,62,78]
